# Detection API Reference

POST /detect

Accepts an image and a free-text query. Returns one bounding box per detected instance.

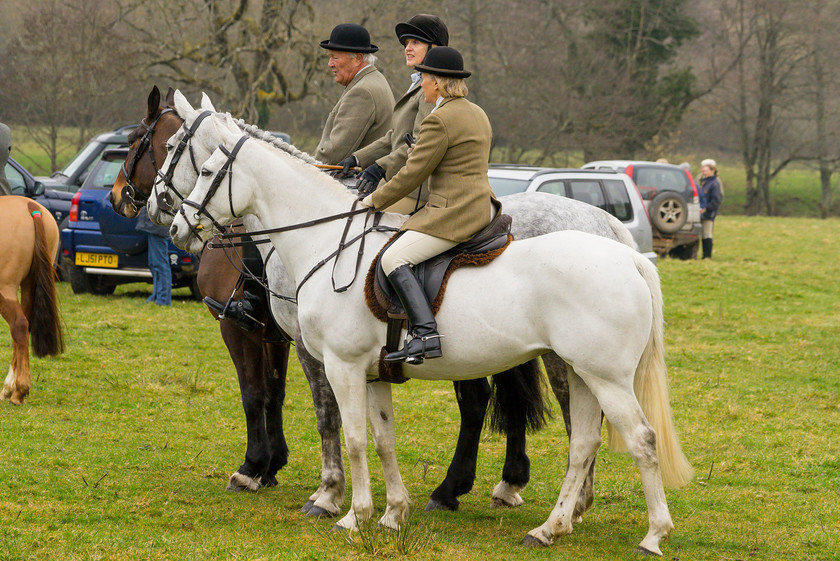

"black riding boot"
[383,265,443,364]
[203,288,265,332]
[702,238,713,259]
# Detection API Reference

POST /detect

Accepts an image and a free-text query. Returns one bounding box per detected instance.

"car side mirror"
[26,180,46,197]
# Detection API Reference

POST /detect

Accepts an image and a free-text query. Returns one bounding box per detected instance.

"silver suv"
[487,165,656,263]
[582,160,702,259]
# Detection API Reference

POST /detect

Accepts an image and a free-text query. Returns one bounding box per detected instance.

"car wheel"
[67,262,92,294]
[668,240,699,260]
[56,218,70,281]
[90,276,117,295]
[650,192,688,234]
[189,276,203,301]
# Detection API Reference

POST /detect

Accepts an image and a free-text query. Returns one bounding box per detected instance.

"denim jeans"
[146,233,172,306]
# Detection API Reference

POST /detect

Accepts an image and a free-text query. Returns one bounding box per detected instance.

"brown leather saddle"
[364,204,513,383]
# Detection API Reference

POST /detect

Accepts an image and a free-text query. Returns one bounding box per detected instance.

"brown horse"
[0,196,64,405]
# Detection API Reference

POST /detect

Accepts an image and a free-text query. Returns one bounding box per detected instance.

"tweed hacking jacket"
[314,65,394,165]
[369,96,497,243]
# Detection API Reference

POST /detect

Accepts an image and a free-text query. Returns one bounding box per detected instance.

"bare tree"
[0,0,141,173]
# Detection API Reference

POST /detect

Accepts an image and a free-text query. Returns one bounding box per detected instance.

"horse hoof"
[424,498,458,512]
[491,496,523,508]
[301,500,315,513]
[522,535,549,548]
[634,546,660,556]
[306,505,336,518]
[226,472,260,492]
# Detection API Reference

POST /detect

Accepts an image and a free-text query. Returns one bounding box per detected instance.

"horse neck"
[239,141,375,283]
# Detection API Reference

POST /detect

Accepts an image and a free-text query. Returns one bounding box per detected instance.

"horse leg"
[221,321,272,492]
[542,352,597,522]
[490,415,528,508]
[366,381,409,529]
[259,328,291,488]
[0,292,30,405]
[525,366,602,547]
[297,340,345,518]
[322,355,373,531]
[425,378,490,511]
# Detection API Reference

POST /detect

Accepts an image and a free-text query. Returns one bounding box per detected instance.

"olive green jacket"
[370,97,497,242]
[314,65,394,165]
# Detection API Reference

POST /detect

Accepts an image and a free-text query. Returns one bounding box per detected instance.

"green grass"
[2,216,839,560]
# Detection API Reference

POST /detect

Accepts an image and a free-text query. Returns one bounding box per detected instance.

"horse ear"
[211,113,241,145]
[165,87,176,108]
[147,86,161,119]
[199,92,217,112]
[173,90,197,122]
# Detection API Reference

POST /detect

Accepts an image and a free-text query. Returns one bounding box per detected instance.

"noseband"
[155,110,213,216]
[120,108,174,212]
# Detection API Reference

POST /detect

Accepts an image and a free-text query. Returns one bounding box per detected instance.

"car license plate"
[75,252,118,268]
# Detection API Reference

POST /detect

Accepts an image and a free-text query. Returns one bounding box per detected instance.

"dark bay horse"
[109,87,552,514]
[1,197,64,405]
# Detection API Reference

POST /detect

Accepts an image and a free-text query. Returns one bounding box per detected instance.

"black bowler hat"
[395,14,449,47]
[414,46,471,78]
[320,23,378,53]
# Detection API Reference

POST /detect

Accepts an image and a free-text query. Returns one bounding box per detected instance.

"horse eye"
[200,168,212,177]
[166,143,174,152]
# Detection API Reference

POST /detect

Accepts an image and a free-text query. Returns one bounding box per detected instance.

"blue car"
[6,155,73,229]
[60,149,200,296]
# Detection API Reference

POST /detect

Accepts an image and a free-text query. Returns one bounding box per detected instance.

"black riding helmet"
[395,14,449,47]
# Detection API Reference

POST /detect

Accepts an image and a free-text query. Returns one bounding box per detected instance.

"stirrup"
[203,296,265,332]
[384,334,444,364]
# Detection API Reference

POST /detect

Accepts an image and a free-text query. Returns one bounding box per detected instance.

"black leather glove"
[356,163,386,195]
[333,155,358,178]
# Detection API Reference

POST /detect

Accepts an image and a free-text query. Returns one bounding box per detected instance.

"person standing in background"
[0,123,12,196]
[136,207,172,306]
[699,158,723,259]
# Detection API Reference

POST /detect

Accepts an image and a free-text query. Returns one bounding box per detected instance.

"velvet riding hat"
[395,14,449,47]
[413,46,471,78]
[320,23,379,53]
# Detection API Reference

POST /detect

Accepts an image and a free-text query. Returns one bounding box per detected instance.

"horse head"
[169,112,250,253]
[148,89,221,225]
[109,85,183,219]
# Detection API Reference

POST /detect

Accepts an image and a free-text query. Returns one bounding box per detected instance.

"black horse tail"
[487,359,552,435]
[27,202,64,357]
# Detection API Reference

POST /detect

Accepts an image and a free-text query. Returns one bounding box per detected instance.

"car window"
[487,177,529,197]
[634,167,689,194]
[85,159,123,190]
[567,180,606,210]
[61,142,103,179]
[5,163,27,194]
[535,180,566,196]
[603,179,633,221]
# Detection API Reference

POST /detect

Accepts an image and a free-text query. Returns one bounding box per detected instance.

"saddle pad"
[364,214,513,323]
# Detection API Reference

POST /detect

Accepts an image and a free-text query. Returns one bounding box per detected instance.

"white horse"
[168,113,693,555]
[150,91,646,517]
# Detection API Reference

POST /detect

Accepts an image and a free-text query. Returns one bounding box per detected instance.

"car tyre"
[189,276,203,301]
[67,261,93,294]
[650,191,688,234]
[668,240,699,260]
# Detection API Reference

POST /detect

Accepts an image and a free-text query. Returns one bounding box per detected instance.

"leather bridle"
[154,110,213,216]
[120,108,175,213]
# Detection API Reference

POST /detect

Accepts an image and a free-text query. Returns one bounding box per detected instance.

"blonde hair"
[701,158,717,172]
[434,75,468,98]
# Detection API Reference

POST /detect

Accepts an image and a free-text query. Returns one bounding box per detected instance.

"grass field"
[1,215,839,560]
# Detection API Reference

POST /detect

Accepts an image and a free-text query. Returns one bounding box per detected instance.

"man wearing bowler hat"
[314,23,394,165]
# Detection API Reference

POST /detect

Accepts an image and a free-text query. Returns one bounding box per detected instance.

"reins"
[185,136,398,304]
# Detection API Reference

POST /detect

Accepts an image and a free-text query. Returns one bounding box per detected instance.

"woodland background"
[2,0,840,217]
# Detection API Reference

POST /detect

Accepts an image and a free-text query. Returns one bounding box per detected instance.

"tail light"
[69,191,81,222]
[683,169,700,203]
[181,255,193,264]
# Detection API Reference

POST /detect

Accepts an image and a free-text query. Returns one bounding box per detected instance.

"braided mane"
[233,118,321,165]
